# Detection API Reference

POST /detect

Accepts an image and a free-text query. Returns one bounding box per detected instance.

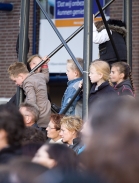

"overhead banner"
[55,0,103,27]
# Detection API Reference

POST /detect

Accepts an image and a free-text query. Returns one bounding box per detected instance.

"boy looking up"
[59,58,83,118]
[8,62,51,128]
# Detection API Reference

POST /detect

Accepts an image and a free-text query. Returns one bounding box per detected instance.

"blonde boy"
[59,58,83,118]
[8,62,51,128]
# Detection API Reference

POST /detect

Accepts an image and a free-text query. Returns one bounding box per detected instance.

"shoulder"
[121,85,134,96]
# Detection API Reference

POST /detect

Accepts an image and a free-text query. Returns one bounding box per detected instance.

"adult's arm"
[93,22,112,44]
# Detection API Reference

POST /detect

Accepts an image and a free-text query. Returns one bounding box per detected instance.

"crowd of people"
[0,17,137,183]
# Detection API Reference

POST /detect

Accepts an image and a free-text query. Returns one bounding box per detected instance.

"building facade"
[0,0,139,100]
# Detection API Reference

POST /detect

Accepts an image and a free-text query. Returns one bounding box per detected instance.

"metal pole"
[16,0,30,106]
[82,0,93,121]
[124,0,132,68]
[96,0,120,61]
[33,0,37,54]
[31,0,115,73]
[36,0,83,74]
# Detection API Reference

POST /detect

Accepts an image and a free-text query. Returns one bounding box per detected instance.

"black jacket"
[113,79,134,97]
[89,81,117,108]
[98,22,127,64]
[69,137,83,154]
[0,145,22,164]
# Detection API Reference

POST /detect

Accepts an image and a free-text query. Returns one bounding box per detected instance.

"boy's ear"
[75,70,80,77]
[18,73,24,79]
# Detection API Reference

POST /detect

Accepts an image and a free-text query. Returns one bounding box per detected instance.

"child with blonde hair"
[110,62,135,97]
[88,60,117,107]
[8,62,51,128]
[27,54,49,83]
[59,58,83,118]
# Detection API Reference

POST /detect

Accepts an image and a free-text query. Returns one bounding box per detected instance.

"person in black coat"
[93,18,127,64]
[0,104,25,164]
[88,60,117,109]
[110,61,135,97]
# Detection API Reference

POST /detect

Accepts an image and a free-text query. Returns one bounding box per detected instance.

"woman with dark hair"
[0,104,25,164]
[32,143,77,172]
[46,114,63,144]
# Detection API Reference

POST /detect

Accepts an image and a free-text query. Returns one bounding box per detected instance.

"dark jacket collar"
[90,81,110,94]
[114,79,132,89]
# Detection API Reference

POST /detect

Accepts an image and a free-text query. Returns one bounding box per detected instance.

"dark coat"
[69,137,83,154]
[113,79,134,97]
[0,145,22,164]
[89,81,117,108]
[98,23,127,64]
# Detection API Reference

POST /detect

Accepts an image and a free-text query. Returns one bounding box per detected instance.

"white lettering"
[57,1,65,7]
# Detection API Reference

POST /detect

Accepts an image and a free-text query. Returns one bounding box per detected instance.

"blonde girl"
[88,60,117,107]
[110,62,134,97]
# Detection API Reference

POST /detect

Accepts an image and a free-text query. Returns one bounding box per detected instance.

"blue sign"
[55,0,104,19]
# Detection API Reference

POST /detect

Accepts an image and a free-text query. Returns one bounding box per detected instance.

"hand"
[42,56,50,64]
[79,80,83,88]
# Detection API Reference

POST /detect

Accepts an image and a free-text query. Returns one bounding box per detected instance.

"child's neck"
[23,73,30,80]
[116,79,124,84]
[97,79,105,87]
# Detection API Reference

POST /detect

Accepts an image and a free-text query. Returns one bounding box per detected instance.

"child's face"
[10,75,24,87]
[89,66,102,84]
[29,57,42,73]
[110,66,124,84]
[66,63,77,81]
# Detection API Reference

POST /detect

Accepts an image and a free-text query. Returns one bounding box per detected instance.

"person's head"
[81,98,139,183]
[22,127,47,145]
[89,60,110,86]
[110,62,134,90]
[27,54,42,73]
[46,114,63,142]
[19,103,39,127]
[66,58,83,81]
[60,116,83,145]
[8,62,29,87]
[9,157,48,183]
[0,104,25,148]
[32,143,77,171]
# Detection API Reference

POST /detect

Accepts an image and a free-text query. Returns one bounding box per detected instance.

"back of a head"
[67,58,83,77]
[0,104,25,146]
[22,127,47,145]
[47,144,77,171]
[9,157,48,183]
[82,98,139,183]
